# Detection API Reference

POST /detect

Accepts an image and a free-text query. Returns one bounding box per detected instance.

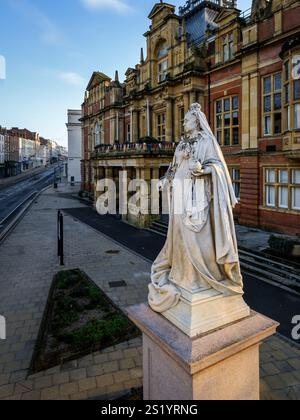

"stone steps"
[146,221,300,295]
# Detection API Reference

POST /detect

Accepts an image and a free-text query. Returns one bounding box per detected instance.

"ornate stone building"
[81,0,300,235]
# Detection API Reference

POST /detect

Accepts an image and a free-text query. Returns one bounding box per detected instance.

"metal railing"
[241,7,252,23]
[92,142,177,158]
[179,0,237,16]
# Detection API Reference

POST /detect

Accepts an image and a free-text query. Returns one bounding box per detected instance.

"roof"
[148,2,176,19]
[86,71,111,91]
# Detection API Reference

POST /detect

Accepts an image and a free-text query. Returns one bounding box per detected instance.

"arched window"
[94,123,101,146]
[156,41,169,83]
[157,41,168,59]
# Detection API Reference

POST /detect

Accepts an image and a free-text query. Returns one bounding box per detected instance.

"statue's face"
[184,113,199,136]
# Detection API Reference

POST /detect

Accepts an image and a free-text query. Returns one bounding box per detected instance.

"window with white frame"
[283,56,300,131]
[158,60,168,83]
[94,123,101,146]
[157,113,166,142]
[229,167,241,201]
[265,168,300,211]
[292,169,300,210]
[157,41,168,84]
[216,96,239,146]
[262,73,282,136]
[265,169,276,207]
[222,32,234,63]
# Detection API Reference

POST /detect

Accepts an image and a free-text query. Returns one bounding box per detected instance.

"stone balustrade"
[92,142,177,158]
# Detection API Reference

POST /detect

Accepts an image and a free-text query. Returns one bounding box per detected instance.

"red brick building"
[81,0,300,235]
[204,0,300,235]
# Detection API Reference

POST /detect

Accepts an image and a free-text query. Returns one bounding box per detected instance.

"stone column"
[132,110,139,143]
[166,99,174,143]
[184,93,190,114]
[140,167,151,226]
[189,91,196,105]
[105,167,113,180]
[94,166,105,203]
[152,112,157,140]
[151,167,160,218]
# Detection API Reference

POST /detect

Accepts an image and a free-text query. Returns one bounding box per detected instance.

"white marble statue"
[149,103,246,316]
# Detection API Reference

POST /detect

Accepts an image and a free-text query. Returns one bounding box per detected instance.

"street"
[0,167,58,225]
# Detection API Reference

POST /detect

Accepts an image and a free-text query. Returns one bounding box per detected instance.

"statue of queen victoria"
[148,103,250,337]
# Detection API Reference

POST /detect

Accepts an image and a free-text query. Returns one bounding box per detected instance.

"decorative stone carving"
[251,0,272,21]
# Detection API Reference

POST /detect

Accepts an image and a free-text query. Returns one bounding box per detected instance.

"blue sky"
[0,0,252,147]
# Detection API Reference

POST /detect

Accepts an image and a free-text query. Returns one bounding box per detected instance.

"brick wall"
[283,5,300,32]
[239,156,260,227]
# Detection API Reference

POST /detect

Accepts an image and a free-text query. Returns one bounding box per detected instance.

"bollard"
[59,213,64,266]
[57,210,64,266]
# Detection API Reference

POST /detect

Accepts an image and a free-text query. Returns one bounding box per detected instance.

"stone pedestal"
[127,304,279,401]
[163,286,250,338]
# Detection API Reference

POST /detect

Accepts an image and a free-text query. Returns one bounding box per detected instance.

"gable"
[148,2,175,20]
[215,8,239,24]
[86,72,111,91]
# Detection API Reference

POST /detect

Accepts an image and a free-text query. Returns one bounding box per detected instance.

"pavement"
[236,224,298,253]
[0,181,299,400]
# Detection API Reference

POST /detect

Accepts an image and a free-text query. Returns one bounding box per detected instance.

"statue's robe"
[149,133,244,313]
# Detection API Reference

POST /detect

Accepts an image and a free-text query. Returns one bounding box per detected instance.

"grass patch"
[30,269,140,374]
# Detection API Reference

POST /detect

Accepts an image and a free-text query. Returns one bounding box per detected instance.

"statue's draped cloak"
[148,133,244,314]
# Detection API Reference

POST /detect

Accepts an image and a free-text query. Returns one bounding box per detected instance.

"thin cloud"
[81,0,134,13]
[7,0,64,46]
[59,72,86,86]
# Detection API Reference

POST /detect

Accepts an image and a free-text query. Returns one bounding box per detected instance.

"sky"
[0,0,252,147]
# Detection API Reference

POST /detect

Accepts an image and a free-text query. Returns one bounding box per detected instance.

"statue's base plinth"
[127,304,278,401]
[163,287,250,338]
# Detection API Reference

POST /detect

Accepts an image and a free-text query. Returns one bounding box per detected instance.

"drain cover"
[106,250,120,255]
[109,281,127,288]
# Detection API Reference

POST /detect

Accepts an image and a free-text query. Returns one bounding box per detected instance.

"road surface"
[0,168,56,224]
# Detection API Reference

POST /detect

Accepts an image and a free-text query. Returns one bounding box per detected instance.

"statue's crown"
[189,103,202,113]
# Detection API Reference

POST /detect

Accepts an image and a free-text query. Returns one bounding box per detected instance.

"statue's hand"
[200,166,212,175]
[191,165,212,177]
[189,160,202,174]
[157,178,167,192]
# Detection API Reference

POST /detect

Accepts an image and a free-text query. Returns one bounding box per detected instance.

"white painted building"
[66,110,82,184]
[0,133,5,165]
[0,133,5,178]
[19,137,36,170]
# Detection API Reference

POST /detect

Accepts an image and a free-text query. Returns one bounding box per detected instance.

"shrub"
[65,315,130,348]
[268,235,299,257]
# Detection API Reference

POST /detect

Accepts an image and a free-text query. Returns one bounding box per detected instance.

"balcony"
[91,142,177,159]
